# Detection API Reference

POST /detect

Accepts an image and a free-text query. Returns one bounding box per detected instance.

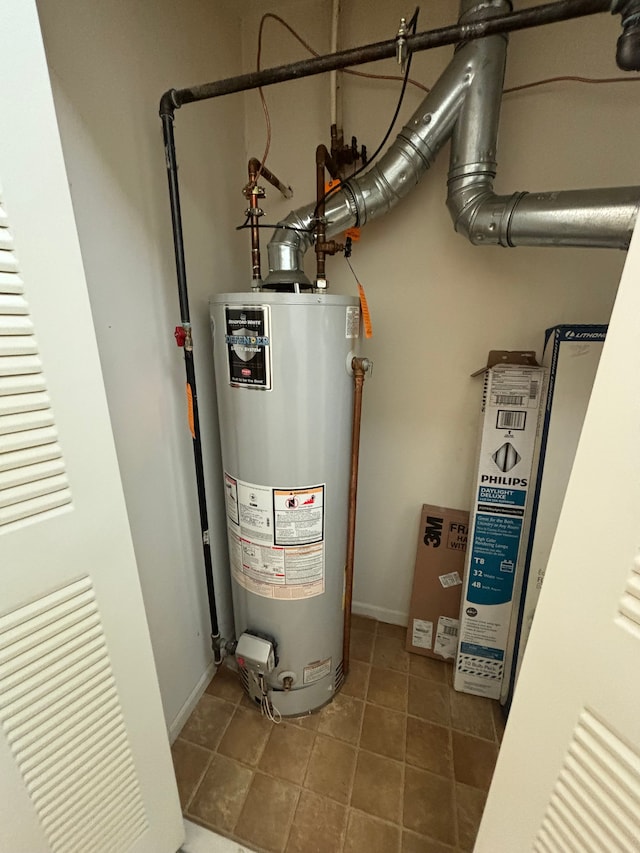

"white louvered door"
[0,3,184,852]
[476,223,640,850]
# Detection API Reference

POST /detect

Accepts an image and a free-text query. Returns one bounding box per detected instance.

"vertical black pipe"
[161,111,221,660]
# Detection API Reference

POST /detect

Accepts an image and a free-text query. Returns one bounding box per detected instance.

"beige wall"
[37,0,640,729]
[241,0,638,623]
[37,0,247,731]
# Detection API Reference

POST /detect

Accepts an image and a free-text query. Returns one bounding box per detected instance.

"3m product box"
[454,364,545,699]
[502,325,607,706]
[405,505,469,661]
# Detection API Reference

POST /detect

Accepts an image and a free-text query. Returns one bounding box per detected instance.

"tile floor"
[172,616,505,853]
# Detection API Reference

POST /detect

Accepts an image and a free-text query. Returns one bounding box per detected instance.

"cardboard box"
[406,504,469,660]
[454,363,545,699]
[501,325,607,706]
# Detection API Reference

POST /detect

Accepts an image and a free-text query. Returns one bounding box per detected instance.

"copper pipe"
[343,356,369,677]
[247,160,263,282]
[248,157,293,199]
[315,145,341,287]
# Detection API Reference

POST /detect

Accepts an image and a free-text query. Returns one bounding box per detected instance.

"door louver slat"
[534,709,640,853]
[0,577,148,852]
[618,559,640,634]
[0,199,71,530]
[0,315,34,335]
[0,391,51,417]
[0,374,47,397]
[0,271,23,293]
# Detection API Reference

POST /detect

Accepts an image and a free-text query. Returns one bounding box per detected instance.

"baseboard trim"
[169,660,216,744]
[352,600,407,628]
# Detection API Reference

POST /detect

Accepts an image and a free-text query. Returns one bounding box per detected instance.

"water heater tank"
[211,292,360,715]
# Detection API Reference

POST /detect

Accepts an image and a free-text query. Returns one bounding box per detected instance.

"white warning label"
[240,539,286,585]
[238,481,273,544]
[345,306,360,339]
[231,540,324,600]
[273,485,324,546]
[228,529,242,572]
[223,474,326,600]
[224,473,239,525]
[304,657,332,684]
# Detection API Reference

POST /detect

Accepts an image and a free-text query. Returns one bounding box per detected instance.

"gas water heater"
[211,291,360,715]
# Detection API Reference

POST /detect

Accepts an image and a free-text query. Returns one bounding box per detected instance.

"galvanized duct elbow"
[443,5,640,253]
[446,1,640,249]
[447,184,640,249]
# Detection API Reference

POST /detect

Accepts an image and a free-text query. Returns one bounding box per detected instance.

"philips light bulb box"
[454,360,545,699]
[501,324,607,707]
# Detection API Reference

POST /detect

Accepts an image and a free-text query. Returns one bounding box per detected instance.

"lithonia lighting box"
[455,361,545,699]
[405,504,469,661]
[501,324,607,707]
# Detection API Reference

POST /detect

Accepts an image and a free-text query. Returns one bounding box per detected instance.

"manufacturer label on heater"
[303,657,332,684]
[224,305,272,390]
[345,306,361,339]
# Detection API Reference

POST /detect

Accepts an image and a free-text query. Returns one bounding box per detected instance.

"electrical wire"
[315,7,420,217]
[348,7,419,171]
[503,74,640,94]
[346,257,360,284]
[257,12,640,105]
[250,11,429,191]
[258,673,281,724]
[252,15,273,188]
[260,12,430,94]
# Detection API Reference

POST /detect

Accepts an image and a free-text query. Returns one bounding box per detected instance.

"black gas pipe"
[162,113,221,661]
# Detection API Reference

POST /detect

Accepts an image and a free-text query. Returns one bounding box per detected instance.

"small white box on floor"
[501,325,607,706]
[455,361,545,699]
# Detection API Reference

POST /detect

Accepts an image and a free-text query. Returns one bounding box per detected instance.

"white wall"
[37,0,247,731]
[241,0,639,624]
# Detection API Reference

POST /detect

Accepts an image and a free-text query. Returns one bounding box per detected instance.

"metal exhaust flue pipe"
[263,0,640,288]
[264,40,477,287]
